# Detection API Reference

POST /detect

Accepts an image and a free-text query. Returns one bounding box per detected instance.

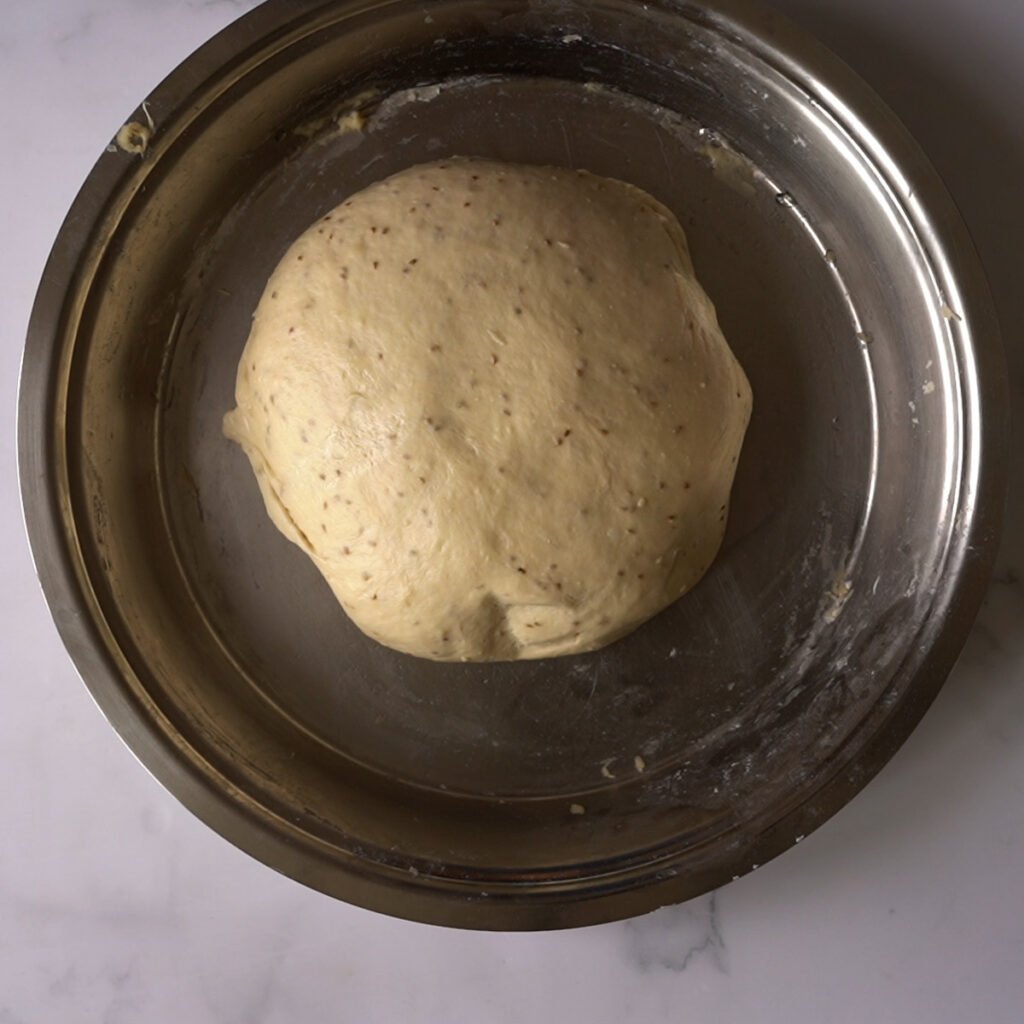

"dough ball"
[224,159,751,662]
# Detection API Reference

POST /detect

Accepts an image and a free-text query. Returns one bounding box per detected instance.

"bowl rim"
[18,0,1009,930]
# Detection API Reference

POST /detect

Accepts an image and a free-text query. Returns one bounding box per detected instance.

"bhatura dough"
[224,159,751,662]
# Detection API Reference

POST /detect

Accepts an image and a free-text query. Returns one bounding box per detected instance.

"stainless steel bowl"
[19,0,1007,929]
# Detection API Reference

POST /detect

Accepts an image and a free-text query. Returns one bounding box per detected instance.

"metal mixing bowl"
[19,0,1007,929]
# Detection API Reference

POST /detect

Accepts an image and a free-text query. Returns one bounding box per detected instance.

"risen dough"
[225,159,751,661]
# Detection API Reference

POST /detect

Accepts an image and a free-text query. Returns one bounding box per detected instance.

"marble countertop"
[2,1,1021,1021]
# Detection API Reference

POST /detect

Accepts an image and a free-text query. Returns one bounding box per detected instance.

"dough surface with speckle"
[224,159,751,661]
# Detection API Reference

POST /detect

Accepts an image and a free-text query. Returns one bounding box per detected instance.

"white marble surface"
[1,1,1022,1021]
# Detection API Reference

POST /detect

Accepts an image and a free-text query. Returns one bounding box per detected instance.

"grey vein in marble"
[622,893,728,975]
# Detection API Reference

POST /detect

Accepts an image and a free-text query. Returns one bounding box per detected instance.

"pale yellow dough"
[225,159,751,661]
